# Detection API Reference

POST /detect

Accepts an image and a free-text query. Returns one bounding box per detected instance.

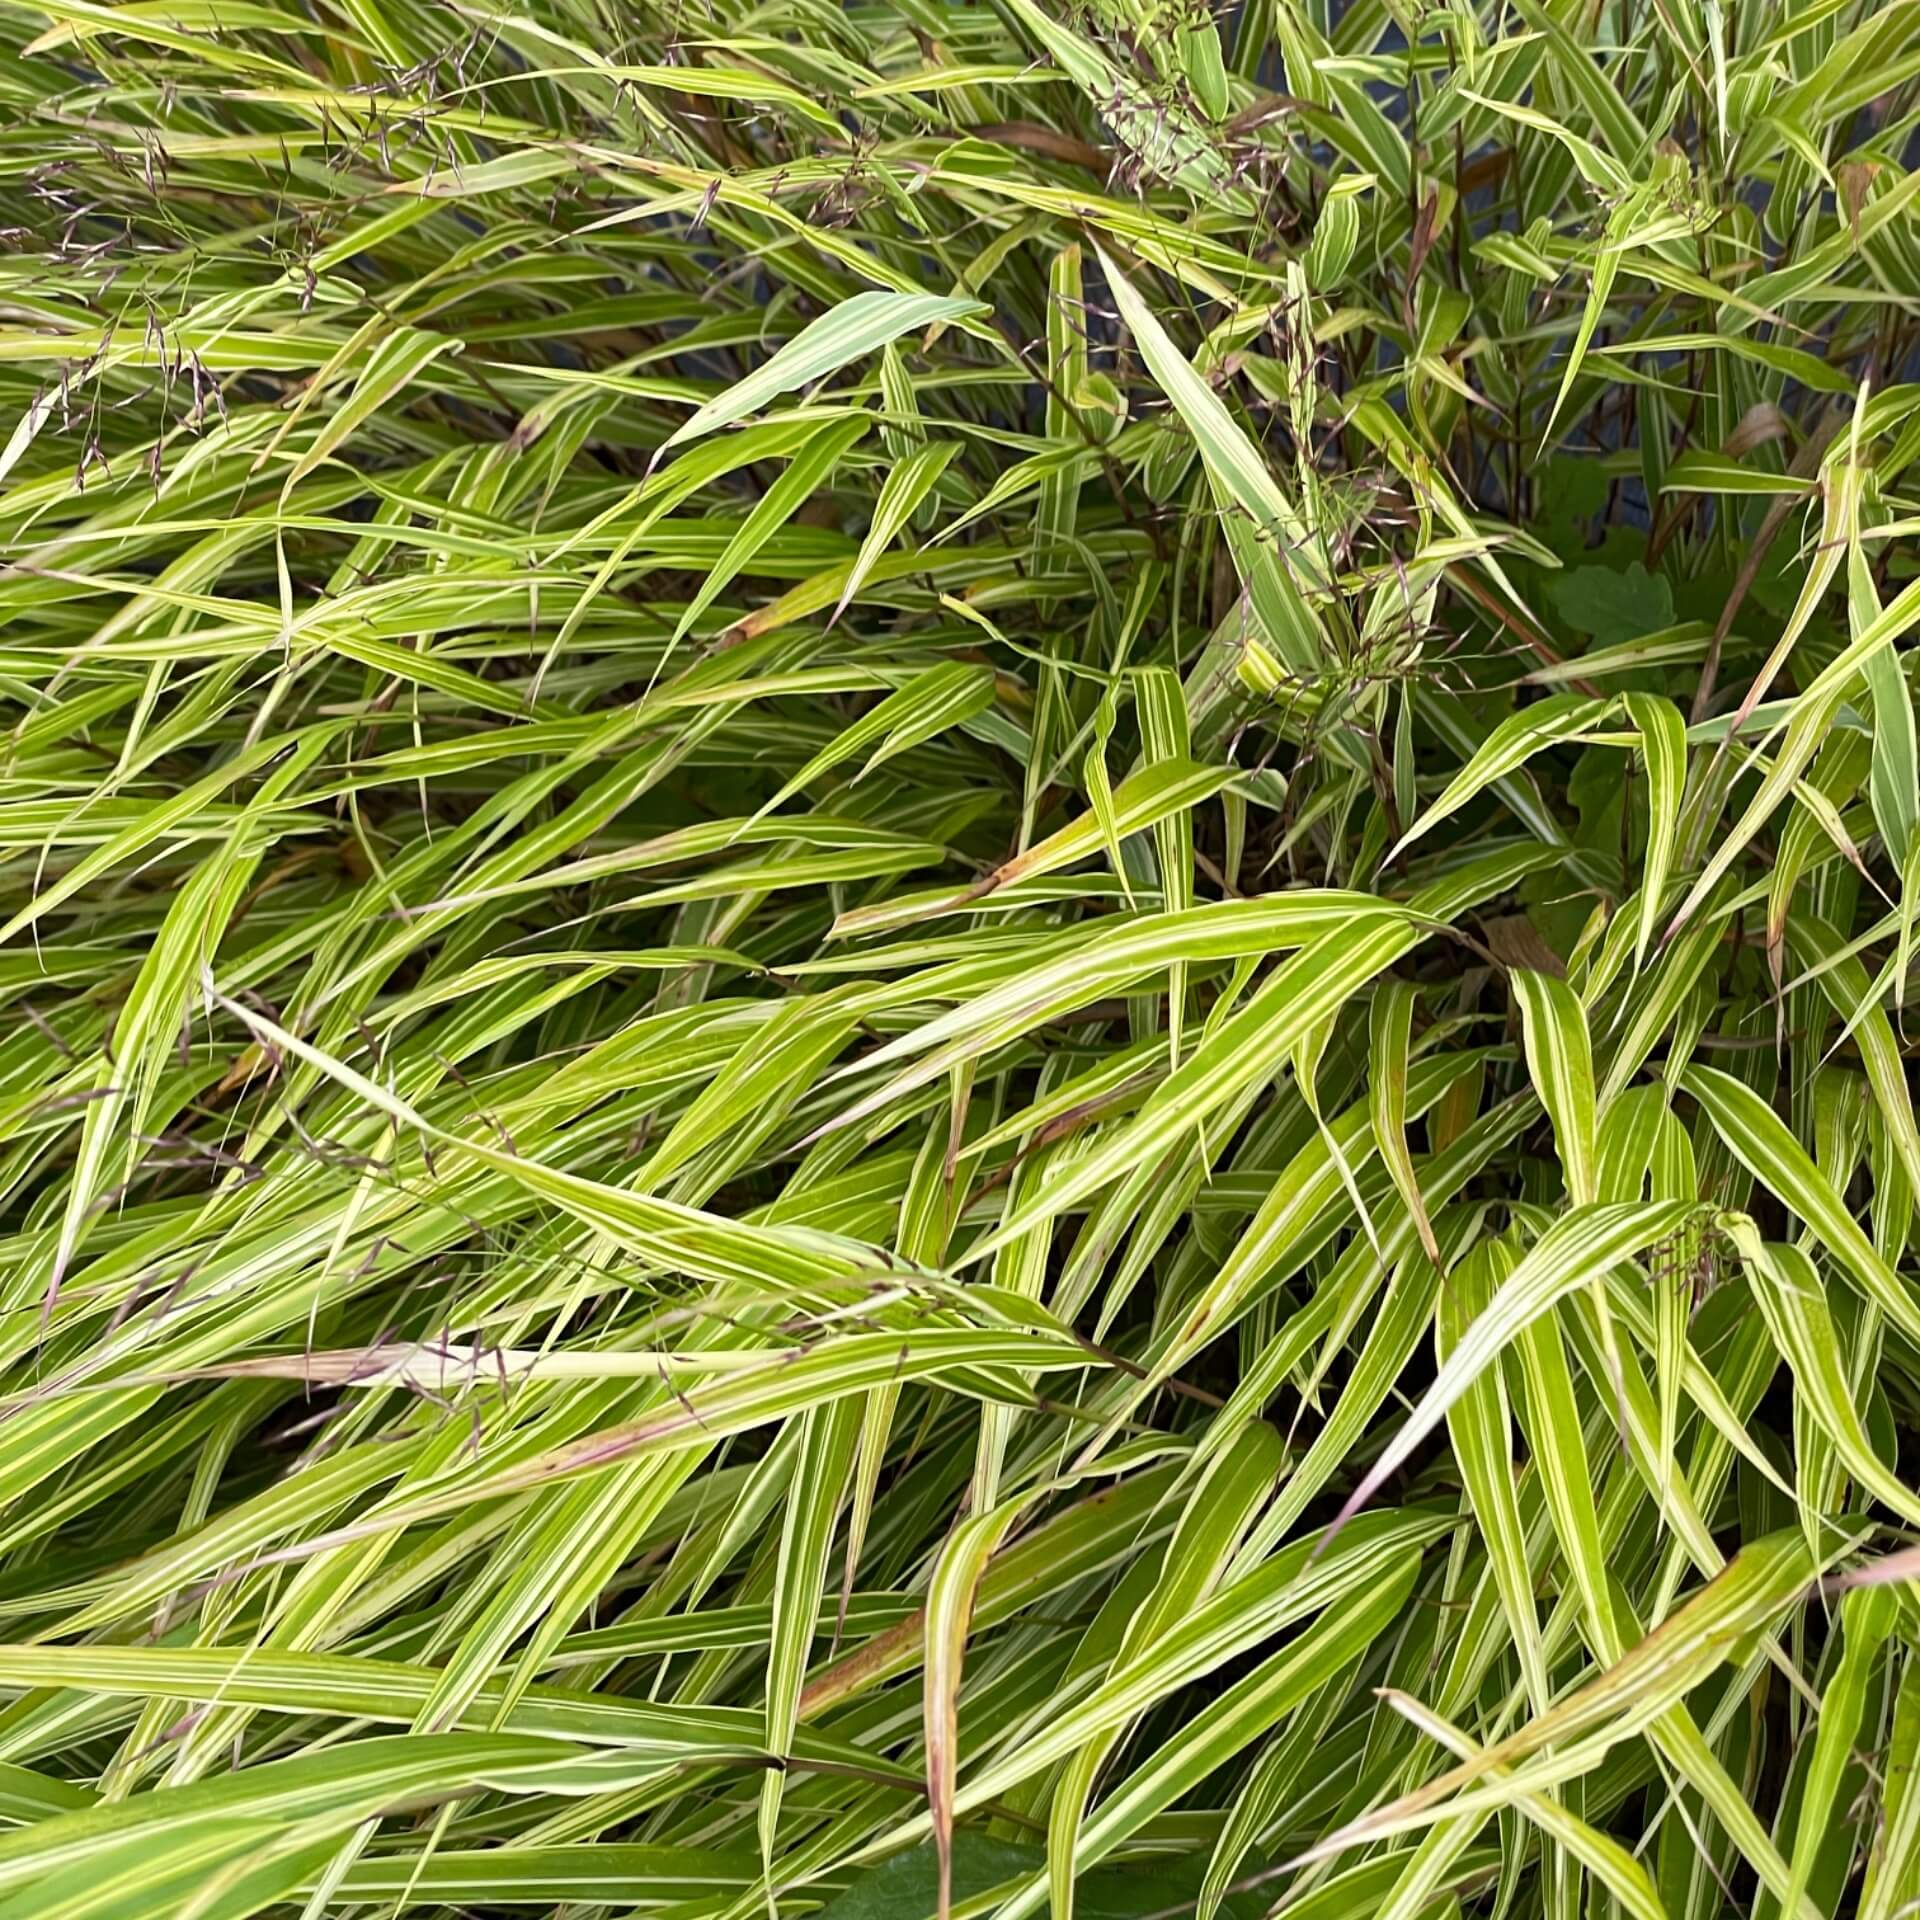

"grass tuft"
[0,2,1918,1917]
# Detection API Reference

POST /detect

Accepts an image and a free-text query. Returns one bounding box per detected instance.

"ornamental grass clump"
[0,2,1917,1916]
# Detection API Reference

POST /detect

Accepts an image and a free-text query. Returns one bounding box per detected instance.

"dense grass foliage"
[2,1,1920,1916]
